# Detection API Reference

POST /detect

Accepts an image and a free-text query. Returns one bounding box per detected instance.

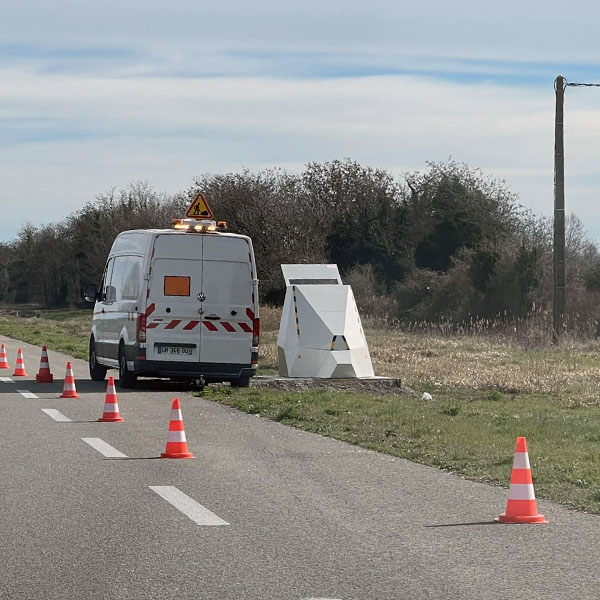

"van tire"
[89,338,107,381]
[231,376,250,388]
[118,345,137,389]
[191,379,205,392]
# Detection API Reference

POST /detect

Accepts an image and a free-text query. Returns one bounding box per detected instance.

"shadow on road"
[103,456,162,461]
[423,521,499,528]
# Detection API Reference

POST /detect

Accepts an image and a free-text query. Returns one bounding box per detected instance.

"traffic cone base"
[161,398,195,459]
[0,344,9,369]
[497,511,548,524]
[99,377,124,422]
[60,362,80,398]
[13,348,27,376]
[497,437,547,524]
[161,450,195,459]
[161,454,195,459]
[35,346,54,383]
[99,414,125,423]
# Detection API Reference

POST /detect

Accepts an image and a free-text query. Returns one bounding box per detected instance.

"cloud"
[0,71,566,237]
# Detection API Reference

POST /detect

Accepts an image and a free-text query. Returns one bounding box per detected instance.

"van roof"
[110,228,253,258]
[116,228,251,241]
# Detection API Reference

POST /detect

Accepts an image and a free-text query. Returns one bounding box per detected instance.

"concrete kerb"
[250,375,409,396]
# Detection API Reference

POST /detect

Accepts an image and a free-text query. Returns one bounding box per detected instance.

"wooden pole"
[553,75,566,341]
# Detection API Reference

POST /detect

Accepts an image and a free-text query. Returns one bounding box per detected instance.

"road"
[1,334,599,599]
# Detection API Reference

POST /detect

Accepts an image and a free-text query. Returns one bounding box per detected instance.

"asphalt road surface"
[1,334,599,599]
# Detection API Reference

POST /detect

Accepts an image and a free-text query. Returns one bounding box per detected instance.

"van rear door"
[146,234,203,363]
[199,235,254,365]
[145,233,254,368]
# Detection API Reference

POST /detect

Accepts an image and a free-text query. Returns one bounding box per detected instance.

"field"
[2,305,600,513]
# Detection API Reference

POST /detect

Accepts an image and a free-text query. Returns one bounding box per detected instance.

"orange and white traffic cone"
[12,348,28,376]
[0,344,9,369]
[161,398,195,459]
[496,437,547,524]
[35,346,54,383]
[98,376,124,422]
[60,362,80,398]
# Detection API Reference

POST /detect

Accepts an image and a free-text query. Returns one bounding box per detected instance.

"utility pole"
[553,75,566,341]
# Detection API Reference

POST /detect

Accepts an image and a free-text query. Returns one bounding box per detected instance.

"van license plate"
[157,345,193,355]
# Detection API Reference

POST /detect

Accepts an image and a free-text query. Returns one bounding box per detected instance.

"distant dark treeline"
[2,159,600,324]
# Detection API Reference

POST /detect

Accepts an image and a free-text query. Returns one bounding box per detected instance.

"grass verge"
[0,308,90,360]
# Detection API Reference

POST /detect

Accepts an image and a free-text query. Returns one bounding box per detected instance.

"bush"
[344,264,397,321]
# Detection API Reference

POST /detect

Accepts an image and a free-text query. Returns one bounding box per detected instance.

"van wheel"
[191,379,205,392]
[118,345,137,389]
[89,338,107,381]
[231,376,250,388]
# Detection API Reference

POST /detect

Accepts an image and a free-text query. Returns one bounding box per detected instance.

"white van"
[84,221,259,388]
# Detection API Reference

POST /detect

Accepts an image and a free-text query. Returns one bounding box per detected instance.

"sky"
[1,0,600,243]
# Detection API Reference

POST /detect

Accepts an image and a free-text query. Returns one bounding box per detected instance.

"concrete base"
[251,375,403,394]
[254,375,397,382]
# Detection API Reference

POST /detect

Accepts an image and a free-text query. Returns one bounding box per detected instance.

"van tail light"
[137,313,147,342]
[252,317,260,349]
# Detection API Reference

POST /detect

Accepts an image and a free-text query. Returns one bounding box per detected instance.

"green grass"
[0,308,91,360]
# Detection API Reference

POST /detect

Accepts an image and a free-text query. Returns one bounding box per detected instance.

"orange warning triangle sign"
[185,192,214,219]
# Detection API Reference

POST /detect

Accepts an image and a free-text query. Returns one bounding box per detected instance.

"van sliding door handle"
[205,315,221,320]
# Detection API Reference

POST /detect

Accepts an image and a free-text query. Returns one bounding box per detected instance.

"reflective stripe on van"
[146,319,252,333]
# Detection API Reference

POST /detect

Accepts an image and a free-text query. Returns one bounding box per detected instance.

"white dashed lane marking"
[149,486,229,526]
[0,377,14,383]
[17,389,38,399]
[41,409,72,422]
[81,437,128,458]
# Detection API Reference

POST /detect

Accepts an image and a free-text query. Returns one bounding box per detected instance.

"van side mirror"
[105,286,117,303]
[83,283,98,303]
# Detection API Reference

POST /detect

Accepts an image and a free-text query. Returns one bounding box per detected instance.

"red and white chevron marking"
[144,304,255,333]
[146,319,252,333]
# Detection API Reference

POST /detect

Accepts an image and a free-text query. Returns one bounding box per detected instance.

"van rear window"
[164,276,190,296]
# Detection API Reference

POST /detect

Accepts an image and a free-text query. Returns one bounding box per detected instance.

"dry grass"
[367,328,600,405]
[259,305,283,332]
[258,305,600,405]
